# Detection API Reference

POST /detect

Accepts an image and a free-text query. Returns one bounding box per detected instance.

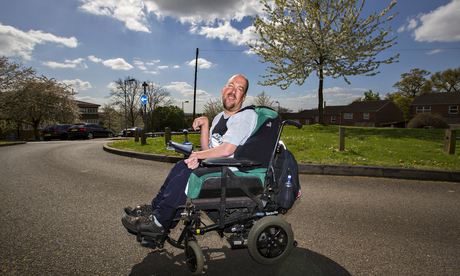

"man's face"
[221,75,248,112]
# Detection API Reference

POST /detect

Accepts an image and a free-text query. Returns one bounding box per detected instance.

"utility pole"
[193,48,199,120]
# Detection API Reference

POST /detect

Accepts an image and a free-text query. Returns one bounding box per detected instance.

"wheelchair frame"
[135,119,302,275]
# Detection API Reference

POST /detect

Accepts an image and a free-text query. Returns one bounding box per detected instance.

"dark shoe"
[121,214,141,234]
[137,215,165,237]
[124,204,153,217]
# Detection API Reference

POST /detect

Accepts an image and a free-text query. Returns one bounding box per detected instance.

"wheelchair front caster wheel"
[185,241,204,275]
[248,216,294,265]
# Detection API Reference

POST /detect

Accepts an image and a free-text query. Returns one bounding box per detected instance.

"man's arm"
[192,116,210,150]
[185,142,237,170]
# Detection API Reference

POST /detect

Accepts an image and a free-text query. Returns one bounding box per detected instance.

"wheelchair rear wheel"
[247,216,294,265]
[185,240,204,275]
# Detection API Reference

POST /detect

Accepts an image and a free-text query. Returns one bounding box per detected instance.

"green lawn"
[109,125,460,171]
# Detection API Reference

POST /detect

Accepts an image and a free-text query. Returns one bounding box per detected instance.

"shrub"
[408,113,448,129]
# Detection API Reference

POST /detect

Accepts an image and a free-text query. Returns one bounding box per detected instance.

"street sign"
[140,94,148,105]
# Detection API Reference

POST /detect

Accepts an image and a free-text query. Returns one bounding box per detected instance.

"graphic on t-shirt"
[210,133,224,148]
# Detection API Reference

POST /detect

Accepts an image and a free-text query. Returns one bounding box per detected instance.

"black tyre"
[247,216,294,265]
[185,240,204,275]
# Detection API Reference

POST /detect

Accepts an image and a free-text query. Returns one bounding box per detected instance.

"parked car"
[122,127,142,137]
[67,123,114,139]
[42,124,72,141]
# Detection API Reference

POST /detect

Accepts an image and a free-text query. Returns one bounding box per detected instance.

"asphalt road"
[0,139,459,276]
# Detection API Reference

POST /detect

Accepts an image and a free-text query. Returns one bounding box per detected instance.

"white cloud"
[427,48,443,55]
[79,0,150,32]
[79,0,261,45]
[0,23,78,60]
[61,79,92,91]
[187,58,214,69]
[75,95,107,106]
[164,81,209,98]
[88,55,133,70]
[43,58,87,69]
[397,18,418,33]
[88,55,102,63]
[144,0,261,24]
[157,65,169,70]
[103,58,133,70]
[195,21,257,46]
[414,0,460,42]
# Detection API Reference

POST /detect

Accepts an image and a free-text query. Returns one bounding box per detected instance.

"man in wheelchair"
[122,74,301,273]
[122,74,258,236]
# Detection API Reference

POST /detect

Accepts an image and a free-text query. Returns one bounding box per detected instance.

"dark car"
[122,127,142,137]
[67,123,114,139]
[42,124,72,141]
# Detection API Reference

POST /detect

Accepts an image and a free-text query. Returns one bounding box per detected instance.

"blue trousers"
[152,161,192,228]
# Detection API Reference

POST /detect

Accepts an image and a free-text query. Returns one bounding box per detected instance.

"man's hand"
[192,116,209,131]
[184,153,200,170]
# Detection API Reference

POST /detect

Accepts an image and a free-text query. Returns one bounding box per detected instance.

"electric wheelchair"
[125,106,302,275]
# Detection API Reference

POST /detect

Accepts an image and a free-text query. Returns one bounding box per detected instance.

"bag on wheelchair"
[273,144,301,210]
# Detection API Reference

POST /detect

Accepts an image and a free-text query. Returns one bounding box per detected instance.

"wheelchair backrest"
[234,106,281,168]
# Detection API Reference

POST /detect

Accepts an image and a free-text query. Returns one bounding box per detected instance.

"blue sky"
[1,0,459,112]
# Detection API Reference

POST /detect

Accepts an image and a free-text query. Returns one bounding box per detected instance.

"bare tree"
[110,77,141,128]
[143,83,172,131]
[252,91,275,107]
[203,98,223,121]
[250,0,398,123]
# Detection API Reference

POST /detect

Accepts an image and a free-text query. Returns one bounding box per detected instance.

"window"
[416,106,431,113]
[449,105,459,114]
[363,113,370,120]
[343,113,353,120]
[330,115,336,123]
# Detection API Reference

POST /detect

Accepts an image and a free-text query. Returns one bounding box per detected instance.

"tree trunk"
[317,67,324,125]
[33,120,40,141]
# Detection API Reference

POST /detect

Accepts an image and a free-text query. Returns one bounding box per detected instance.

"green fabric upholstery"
[186,168,267,199]
[252,107,278,135]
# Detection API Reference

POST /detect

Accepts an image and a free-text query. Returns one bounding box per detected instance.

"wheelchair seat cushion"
[186,167,267,199]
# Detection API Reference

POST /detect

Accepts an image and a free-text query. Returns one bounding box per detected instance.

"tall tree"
[354,89,381,102]
[110,77,141,129]
[100,103,121,131]
[250,0,398,124]
[0,56,34,93]
[430,67,460,93]
[393,68,432,98]
[252,91,275,107]
[2,76,79,139]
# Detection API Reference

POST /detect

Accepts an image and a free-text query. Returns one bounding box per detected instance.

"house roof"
[411,92,460,105]
[76,100,100,108]
[341,100,391,112]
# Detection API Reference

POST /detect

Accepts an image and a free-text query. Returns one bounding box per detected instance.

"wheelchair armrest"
[201,157,261,167]
[168,141,192,157]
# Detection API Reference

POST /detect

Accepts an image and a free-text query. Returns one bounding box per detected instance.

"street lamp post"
[275,100,280,112]
[182,100,189,111]
[141,81,148,145]
[124,79,135,136]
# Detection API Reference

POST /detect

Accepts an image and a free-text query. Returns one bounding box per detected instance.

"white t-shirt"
[209,109,258,150]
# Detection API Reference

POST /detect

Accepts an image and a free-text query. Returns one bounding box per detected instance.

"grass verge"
[109,125,460,171]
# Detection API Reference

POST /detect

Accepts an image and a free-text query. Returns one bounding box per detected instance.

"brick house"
[410,92,460,126]
[281,100,404,127]
[76,100,100,124]
[340,100,404,127]
[281,105,347,125]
